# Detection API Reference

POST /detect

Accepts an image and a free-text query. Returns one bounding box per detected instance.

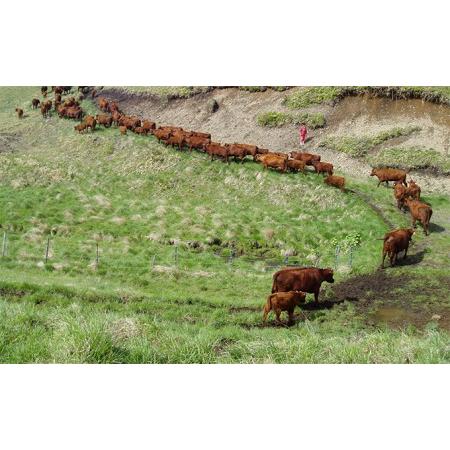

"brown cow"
[185,135,210,152]
[370,168,407,187]
[404,198,433,236]
[324,175,346,191]
[287,159,306,173]
[312,161,333,176]
[393,181,407,209]
[96,114,113,128]
[227,144,249,163]
[133,126,148,135]
[163,134,185,150]
[233,143,259,160]
[54,87,63,95]
[108,101,120,113]
[381,228,415,268]
[205,142,229,163]
[153,128,172,141]
[190,131,211,139]
[15,108,24,119]
[263,291,307,324]
[159,125,183,133]
[289,151,321,165]
[91,89,97,98]
[271,267,334,302]
[120,116,141,130]
[84,115,96,132]
[41,86,48,96]
[40,102,51,118]
[55,93,62,103]
[119,126,127,135]
[142,120,156,133]
[256,153,287,172]
[405,180,421,200]
[74,123,87,134]
[31,98,40,109]
[98,97,109,112]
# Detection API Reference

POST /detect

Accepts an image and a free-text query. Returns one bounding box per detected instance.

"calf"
[263,290,306,324]
[404,198,433,236]
[84,115,96,132]
[31,98,40,109]
[312,161,333,176]
[324,175,346,191]
[393,180,407,209]
[287,159,306,173]
[119,126,127,135]
[205,142,229,163]
[381,228,415,268]
[15,108,24,119]
[74,123,87,134]
[405,180,421,200]
[256,153,287,172]
[370,167,407,187]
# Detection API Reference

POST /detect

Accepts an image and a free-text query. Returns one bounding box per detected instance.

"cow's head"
[370,168,377,176]
[321,268,334,283]
[407,229,415,239]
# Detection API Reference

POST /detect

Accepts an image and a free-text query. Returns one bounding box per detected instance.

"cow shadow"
[429,223,446,233]
[391,249,426,267]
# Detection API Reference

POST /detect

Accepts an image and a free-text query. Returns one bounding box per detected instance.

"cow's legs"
[404,246,408,259]
[275,309,282,324]
[377,179,382,187]
[314,289,320,303]
[381,250,387,268]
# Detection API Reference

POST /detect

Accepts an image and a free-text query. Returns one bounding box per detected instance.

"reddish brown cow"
[119,126,127,135]
[381,228,415,268]
[263,291,306,324]
[74,123,87,134]
[312,161,333,176]
[271,267,335,302]
[370,168,407,187]
[227,144,249,163]
[405,180,421,200]
[111,111,122,126]
[153,128,172,141]
[393,181,407,209]
[98,97,109,112]
[289,151,321,166]
[232,143,259,160]
[163,134,185,150]
[133,126,148,135]
[159,126,183,133]
[287,159,306,173]
[205,143,229,163]
[256,153,287,172]
[96,114,113,128]
[142,120,156,133]
[54,87,63,95]
[41,102,52,118]
[404,198,433,236]
[324,175,346,191]
[190,131,211,139]
[108,101,120,113]
[84,115,96,132]
[31,98,40,109]
[185,135,210,152]
[15,108,24,119]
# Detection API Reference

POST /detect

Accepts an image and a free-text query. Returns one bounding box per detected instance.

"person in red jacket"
[299,123,307,146]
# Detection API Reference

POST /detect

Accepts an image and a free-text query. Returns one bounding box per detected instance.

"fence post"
[1,231,7,257]
[334,245,340,269]
[45,237,50,263]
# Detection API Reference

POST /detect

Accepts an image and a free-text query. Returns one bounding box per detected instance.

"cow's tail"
[271,272,279,293]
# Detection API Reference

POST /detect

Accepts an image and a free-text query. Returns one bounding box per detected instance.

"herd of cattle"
[15,86,436,324]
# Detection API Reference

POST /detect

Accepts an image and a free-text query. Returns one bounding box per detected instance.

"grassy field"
[0,87,449,363]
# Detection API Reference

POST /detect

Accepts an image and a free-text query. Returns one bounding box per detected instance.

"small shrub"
[257,112,326,129]
[283,87,344,109]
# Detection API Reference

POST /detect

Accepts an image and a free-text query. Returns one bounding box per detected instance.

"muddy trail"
[97,87,450,194]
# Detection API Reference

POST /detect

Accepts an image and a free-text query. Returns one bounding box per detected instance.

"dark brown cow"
[287,159,306,173]
[31,98,40,109]
[84,115,96,132]
[370,168,407,187]
[381,228,415,268]
[256,153,287,172]
[405,180,421,200]
[393,181,407,209]
[96,114,113,128]
[324,175,346,191]
[271,267,335,302]
[404,198,433,236]
[263,291,306,324]
[205,142,229,163]
[289,151,321,165]
[15,108,24,119]
[312,161,333,176]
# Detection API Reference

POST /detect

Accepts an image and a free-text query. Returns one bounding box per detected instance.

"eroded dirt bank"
[97,87,450,193]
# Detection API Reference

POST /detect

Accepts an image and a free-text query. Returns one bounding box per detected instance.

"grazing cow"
[263,290,306,324]
[256,153,287,172]
[393,180,407,209]
[31,98,40,109]
[405,180,421,200]
[96,114,113,128]
[381,228,415,268]
[370,168,407,187]
[287,159,306,173]
[184,135,210,152]
[153,128,172,141]
[205,142,229,163]
[84,115,96,132]
[98,97,109,112]
[15,108,24,119]
[324,175,346,191]
[65,107,83,120]
[271,267,335,302]
[289,151,321,165]
[142,120,156,133]
[74,123,87,134]
[404,198,433,236]
[227,144,249,163]
[119,126,127,135]
[312,161,333,176]
[40,101,52,118]
[111,111,122,126]
[108,101,120,113]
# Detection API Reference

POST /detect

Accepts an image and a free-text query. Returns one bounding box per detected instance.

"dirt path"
[97,87,450,194]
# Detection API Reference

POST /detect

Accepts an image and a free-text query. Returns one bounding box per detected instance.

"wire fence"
[0,230,361,275]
